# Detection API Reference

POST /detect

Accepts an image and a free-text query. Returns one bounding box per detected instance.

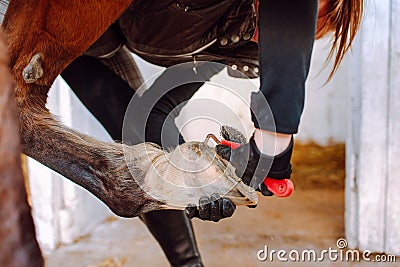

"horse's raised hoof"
[130,130,258,210]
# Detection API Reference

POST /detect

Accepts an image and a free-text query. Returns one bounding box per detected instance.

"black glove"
[216,127,293,196]
[185,193,236,222]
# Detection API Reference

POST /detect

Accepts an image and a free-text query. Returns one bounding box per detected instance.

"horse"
[0,28,43,267]
[0,0,363,265]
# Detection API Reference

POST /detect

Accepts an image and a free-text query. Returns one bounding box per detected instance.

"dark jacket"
[85,0,259,78]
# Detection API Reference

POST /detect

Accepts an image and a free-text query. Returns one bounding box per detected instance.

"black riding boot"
[61,54,205,267]
[140,211,203,267]
[138,79,208,267]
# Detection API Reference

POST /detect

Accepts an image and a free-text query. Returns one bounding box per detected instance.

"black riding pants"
[252,0,318,134]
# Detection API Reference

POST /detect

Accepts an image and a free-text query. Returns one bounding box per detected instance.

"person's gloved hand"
[215,126,293,196]
[185,193,236,222]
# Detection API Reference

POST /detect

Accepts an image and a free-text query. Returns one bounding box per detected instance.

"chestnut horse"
[0,0,363,265]
[2,0,158,218]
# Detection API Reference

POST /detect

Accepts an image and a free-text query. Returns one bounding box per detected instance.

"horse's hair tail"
[316,0,364,81]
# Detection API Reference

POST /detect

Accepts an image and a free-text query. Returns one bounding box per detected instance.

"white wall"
[300,39,350,144]
[346,0,400,255]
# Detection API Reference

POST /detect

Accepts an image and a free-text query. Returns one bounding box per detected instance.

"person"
[61,0,363,266]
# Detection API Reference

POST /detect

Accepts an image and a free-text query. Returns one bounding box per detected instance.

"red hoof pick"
[219,138,294,198]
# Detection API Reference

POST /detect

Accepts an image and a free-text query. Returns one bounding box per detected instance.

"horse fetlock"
[22,53,43,84]
[105,189,164,218]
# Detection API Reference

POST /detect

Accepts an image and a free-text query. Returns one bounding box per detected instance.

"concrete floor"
[45,189,398,267]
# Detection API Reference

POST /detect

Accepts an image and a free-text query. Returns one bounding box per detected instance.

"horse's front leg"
[0,29,43,267]
[16,94,166,217]
[1,0,169,217]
